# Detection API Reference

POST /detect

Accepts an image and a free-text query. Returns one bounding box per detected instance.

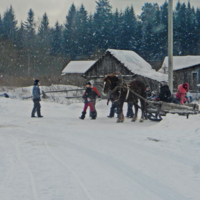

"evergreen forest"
[0,0,200,86]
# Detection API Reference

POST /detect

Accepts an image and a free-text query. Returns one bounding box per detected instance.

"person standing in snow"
[107,92,118,118]
[126,102,134,118]
[79,82,101,120]
[89,80,101,117]
[31,79,43,118]
[175,83,189,105]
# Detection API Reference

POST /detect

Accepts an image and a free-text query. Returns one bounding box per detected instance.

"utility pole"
[168,0,173,92]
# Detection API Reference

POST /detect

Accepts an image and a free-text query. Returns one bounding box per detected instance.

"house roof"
[106,49,167,82]
[62,60,96,75]
[159,56,200,73]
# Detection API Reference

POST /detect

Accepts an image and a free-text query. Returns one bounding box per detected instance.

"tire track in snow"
[11,127,189,199]
[45,139,186,200]
[12,135,39,200]
[44,141,94,200]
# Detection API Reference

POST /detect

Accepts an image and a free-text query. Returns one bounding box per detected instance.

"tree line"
[0,0,200,81]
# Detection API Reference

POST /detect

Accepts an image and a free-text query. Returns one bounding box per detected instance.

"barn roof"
[62,60,96,75]
[159,56,200,73]
[106,49,167,82]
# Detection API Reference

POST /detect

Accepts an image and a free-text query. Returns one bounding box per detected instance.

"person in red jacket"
[79,82,101,120]
[89,80,101,117]
[175,83,189,104]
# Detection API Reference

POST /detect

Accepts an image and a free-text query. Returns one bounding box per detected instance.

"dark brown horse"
[103,73,146,123]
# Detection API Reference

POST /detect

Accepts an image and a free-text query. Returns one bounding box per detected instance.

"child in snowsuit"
[31,79,43,118]
[79,82,101,120]
[175,83,189,105]
[89,80,101,117]
[146,85,151,98]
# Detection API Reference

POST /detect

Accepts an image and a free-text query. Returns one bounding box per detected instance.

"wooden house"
[83,49,167,92]
[159,56,200,91]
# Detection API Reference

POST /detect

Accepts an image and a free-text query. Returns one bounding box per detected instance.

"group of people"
[30,79,194,119]
[147,82,193,105]
[31,79,101,119]
[105,82,194,120]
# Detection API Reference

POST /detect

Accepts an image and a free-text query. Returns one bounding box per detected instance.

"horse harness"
[110,83,132,103]
[110,83,156,108]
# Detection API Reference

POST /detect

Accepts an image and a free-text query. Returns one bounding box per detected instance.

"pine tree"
[0,15,3,38]
[109,9,122,49]
[38,13,51,53]
[76,4,88,57]
[174,3,188,55]
[139,3,162,60]
[16,22,25,50]
[24,9,36,76]
[87,14,95,56]
[51,21,63,55]
[24,8,36,47]
[38,13,49,37]
[184,2,196,54]
[120,6,137,50]
[159,1,168,58]
[196,8,200,54]
[24,9,35,36]
[93,0,112,49]
[2,6,18,42]
[63,3,78,58]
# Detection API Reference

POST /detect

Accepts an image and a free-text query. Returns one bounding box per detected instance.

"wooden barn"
[159,56,200,91]
[83,49,167,92]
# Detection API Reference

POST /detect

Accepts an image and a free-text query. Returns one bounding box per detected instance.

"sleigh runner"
[146,100,199,121]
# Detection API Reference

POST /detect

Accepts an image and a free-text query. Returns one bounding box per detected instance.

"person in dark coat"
[107,92,118,118]
[126,102,134,118]
[31,79,43,118]
[158,85,172,102]
[79,82,100,120]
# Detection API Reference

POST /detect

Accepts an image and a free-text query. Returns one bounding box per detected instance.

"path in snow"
[0,98,200,200]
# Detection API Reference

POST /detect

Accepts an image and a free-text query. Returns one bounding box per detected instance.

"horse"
[103,73,146,123]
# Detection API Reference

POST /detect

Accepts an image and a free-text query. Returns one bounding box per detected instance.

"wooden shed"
[83,49,167,92]
[159,56,200,91]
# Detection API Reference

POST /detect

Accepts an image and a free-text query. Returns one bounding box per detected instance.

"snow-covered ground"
[0,90,200,200]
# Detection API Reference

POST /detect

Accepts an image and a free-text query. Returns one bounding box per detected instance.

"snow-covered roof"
[106,49,167,82]
[62,60,96,75]
[159,56,200,73]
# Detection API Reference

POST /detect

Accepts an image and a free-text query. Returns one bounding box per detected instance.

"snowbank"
[0,85,84,105]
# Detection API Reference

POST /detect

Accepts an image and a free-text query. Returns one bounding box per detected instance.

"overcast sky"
[1,0,200,27]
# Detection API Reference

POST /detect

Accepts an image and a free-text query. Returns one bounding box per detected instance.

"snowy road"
[0,98,200,200]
